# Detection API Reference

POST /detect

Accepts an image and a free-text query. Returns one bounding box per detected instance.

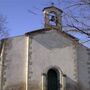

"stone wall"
[28,30,78,90]
[0,29,89,90]
[0,36,28,90]
[76,44,90,90]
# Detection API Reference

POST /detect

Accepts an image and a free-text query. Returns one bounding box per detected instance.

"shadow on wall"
[29,77,87,90]
[66,76,86,90]
[32,32,72,50]
[4,38,13,50]
[0,38,12,56]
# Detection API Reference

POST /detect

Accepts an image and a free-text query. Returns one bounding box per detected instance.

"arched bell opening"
[47,68,60,90]
[48,11,58,26]
[43,5,63,30]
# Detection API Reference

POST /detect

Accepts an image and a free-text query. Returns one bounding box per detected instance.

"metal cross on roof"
[51,2,54,6]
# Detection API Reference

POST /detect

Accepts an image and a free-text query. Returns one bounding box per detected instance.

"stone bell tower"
[43,3,63,30]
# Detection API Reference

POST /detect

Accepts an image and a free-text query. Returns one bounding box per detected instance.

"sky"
[0,0,66,36]
[0,0,44,36]
[0,0,75,36]
[0,0,90,47]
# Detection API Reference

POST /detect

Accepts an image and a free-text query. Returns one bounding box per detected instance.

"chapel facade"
[0,5,90,90]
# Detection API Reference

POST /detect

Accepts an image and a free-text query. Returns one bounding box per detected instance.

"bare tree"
[57,0,89,47]
[80,0,90,5]
[28,0,90,47]
[0,14,8,39]
[62,0,90,32]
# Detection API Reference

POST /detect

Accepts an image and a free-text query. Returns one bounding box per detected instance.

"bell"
[50,16,56,22]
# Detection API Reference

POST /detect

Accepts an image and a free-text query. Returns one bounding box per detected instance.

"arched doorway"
[47,69,60,90]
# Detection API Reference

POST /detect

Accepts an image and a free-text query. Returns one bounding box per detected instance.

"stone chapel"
[0,5,90,90]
